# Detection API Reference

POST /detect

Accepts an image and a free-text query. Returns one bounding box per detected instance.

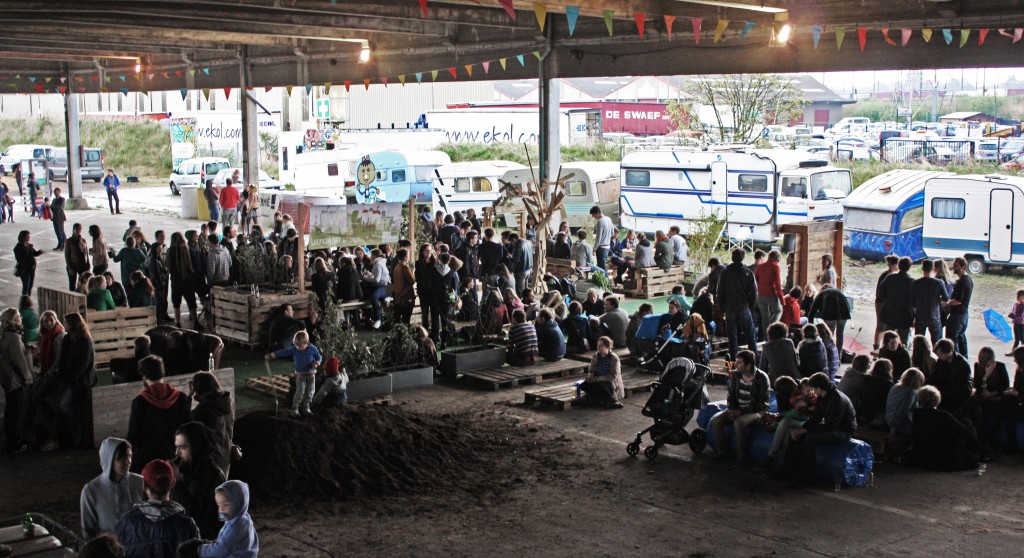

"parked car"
[999,139,1024,162]
[211,167,283,190]
[49,147,104,182]
[976,140,1002,162]
[1000,152,1024,171]
[168,157,230,195]
[0,144,55,174]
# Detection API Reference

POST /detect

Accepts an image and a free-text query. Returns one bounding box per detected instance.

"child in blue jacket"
[198,480,258,558]
[265,330,321,417]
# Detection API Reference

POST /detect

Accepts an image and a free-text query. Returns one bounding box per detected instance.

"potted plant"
[377,324,434,391]
[319,299,392,401]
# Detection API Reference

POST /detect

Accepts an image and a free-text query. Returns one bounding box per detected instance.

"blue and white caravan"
[843,169,954,261]
[620,149,851,242]
[431,160,525,215]
[356,150,451,204]
[923,174,1024,274]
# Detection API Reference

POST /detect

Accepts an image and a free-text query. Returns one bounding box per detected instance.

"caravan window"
[810,171,852,200]
[737,174,768,192]
[624,170,650,186]
[931,198,965,220]
[454,177,471,193]
[566,180,586,196]
[415,166,439,182]
[327,163,339,177]
[898,207,924,231]
[473,178,493,192]
[392,170,406,183]
[781,177,808,198]
[845,208,893,233]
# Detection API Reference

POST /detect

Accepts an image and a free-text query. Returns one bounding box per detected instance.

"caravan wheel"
[966,256,986,275]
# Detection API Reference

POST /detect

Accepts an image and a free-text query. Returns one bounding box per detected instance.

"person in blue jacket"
[198,480,259,558]
[266,330,321,417]
[114,459,199,558]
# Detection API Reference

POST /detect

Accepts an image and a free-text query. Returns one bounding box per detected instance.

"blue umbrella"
[983,309,1014,343]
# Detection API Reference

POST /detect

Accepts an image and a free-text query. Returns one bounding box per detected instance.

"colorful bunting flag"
[836,28,846,50]
[959,29,970,47]
[415,73,423,83]
[363,78,371,90]
[465,64,473,77]
[399,75,406,85]
[498,0,516,20]
[223,87,231,99]
[324,83,331,94]
[44,77,51,83]
[482,61,490,74]
[343,80,351,92]
[857,27,867,51]
[28,76,35,83]
[566,6,580,37]
[381,77,388,87]
[305,83,312,95]
[202,88,210,101]
[264,86,272,93]
[739,21,755,40]
[881,29,897,46]
[533,3,547,32]
[901,28,912,46]
[189,69,196,76]
[942,29,953,44]
[286,85,293,96]
[635,13,645,38]
[60,77,66,84]
[603,9,614,36]
[202,68,210,75]
[811,25,822,49]
[692,18,702,45]
[922,29,932,42]
[418,0,427,17]
[180,89,188,101]
[448,67,457,79]
[431,70,439,81]
[664,15,676,40]
[162,72,169,79]
[517,54,525,66]
[119,75,126,81]
[58,86,67,95]
[499,58,507,70]
[714,19,729,43]
[978,29,989,45]
[1015,29,1023,43]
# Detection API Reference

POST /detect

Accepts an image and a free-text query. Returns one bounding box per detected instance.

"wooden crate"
[618,266,688,299]
[522,372,656,410]
[210,286,311,348]
[545,258,576,278]
[90,368,234,448]
[464,359,588,390]
[87,306,157,370]
[36,286,86,320]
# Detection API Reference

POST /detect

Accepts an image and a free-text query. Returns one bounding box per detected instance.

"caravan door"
[989,189,1015,262]
[710,161,727,211]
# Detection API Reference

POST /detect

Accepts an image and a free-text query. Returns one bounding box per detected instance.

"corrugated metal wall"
[336,82,496,129]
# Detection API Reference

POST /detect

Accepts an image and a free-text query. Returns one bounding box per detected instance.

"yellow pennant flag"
[532,2,547,32]
[499,58,507,70]
[324,82,331,94]
[714,20,729,43]
[431,70,439,81]
[921,28,933,42]
[959,29,970,47]
[398,75,406,86]
[201,88,210,101]
[465,64,473,77]
[836,28,846,50]
[286,85,293,96]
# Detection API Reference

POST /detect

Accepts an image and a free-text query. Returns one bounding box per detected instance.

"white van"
[290,148,362,200]
[431,160,525,215]
[829,117,870,134]
[169,157,230,195]
[0,144,55,174]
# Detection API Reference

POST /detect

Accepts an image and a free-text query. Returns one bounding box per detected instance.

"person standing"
[590,205,614,270]
[878,256,915,346]
[807,282,853,351]
[189,372,235,478]
[88,225,110,276]
[103,169,122,215]
[146,243,172,324]
[113,237,147,289]
[203,179,220,223]
[509,232,533,296]
[218,178,239,228]
[13,163,23,197]
[0,307,33,453]
[51,187,67,250]
[80,438,145,540]
[910,259,948,344]
[817,253,837,289]
[166,233,199,330]
[65,222,90,291]
[114,459,199,558]
[716,248,758,362]
[55,312,97,448]
[710,349,770,465]
[13,230,42,296]
[27,172,40,217]
[754,249,785,334]
[126,356,192,471]
[944,257,974,357]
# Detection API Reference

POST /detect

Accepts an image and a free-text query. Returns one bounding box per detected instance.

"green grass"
[436,141,623,164]
[834,159,1007,188]
[0,117,172,179]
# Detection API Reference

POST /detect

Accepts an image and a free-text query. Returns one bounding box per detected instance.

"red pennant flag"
[34,85,44,93]
[692,18,703,45]
[418,0,427,17]
[343,80,351,92]
[634,13,646,38]
[881,28,897,46]
[363,78,371,90]
[162,72,169,78]
[978,29,989,45]
[448,67,457,79]
[497,0,516,20]
[223,88,231,100]
[665,15,676,40]
[857,27,867,51]
[264,86,272,92]
[75,76,84,83]
[58,86,67,95]
[91,76,99,81]
[901,28,912,46]
[175,71,182,77]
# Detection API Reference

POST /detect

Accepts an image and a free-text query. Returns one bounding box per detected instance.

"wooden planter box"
[439,344,507,378]
[386,364,435,391]
[210,286,310,348]
[88,307,157,370]
[348,373,393,401]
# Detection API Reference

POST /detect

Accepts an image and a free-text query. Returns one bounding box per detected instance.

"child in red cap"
[312,354,348,408]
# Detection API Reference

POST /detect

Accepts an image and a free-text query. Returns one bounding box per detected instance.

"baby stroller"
[636,317,709,375]
[626,356,711,460]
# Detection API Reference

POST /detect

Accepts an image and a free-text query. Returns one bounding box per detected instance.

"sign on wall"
[169,117,198,169]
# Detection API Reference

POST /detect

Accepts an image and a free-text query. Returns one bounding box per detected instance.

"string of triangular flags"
[809,25,1022,51]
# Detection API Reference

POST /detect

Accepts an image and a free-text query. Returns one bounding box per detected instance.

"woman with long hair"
[189,371,236,476]
[127,270,156,308]
[88,224,109,275]
[167,231,199,329]
[50,312,96,449]
[910,334,937,380]
[86,275,116,312]
[0,307,33,453]
[14,230,43,296]
[415,243,438,337]
[391,248,416,325]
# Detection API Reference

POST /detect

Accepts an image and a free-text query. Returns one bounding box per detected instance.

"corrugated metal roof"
[845,169,955,211]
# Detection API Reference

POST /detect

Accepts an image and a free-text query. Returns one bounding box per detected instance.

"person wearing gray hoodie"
[80,437,145,539]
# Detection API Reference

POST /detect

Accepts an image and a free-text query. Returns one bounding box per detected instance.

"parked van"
[49,147,104,182]
[843,169,954,262]
[356,150,451,204]
[431,160,525,215]
[923,174,1024,273]
[169,157,230,195]
[0,144,55,174]
[620,149,850,242]
[829,117,870,134]
[289,148,362,199]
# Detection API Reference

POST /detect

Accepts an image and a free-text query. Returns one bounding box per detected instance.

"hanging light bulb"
[777,24,792,44]
[358,41,371,64]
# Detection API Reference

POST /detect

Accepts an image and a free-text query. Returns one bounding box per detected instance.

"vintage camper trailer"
[356,150,451,204]
[923,174,1024,273]
[499,162,621,229]
[843,169,954,261]
[431,160,525,215]
[620,149,851,242]
[287,148,361,199]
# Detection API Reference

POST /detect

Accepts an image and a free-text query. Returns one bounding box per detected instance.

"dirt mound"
[232,406,577,501]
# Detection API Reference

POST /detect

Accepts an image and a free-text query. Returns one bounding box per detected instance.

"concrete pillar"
[64,64,82,200]
[239,47,260,191]
[537,28,560,202]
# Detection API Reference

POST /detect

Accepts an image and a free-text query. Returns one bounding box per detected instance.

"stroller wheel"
[688,429,708,454]
[626,442,640,457]
[644,446,659,460]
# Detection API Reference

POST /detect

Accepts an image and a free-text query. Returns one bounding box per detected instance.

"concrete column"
[63,64,82,200]
[537,25,560,202]
[239,47,260,191]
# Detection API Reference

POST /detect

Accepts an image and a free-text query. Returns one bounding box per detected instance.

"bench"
[564,346,631,364]
[617,265,689,299]
[523,371,656,410]
[853,425,892,461]
[463,359,589,390]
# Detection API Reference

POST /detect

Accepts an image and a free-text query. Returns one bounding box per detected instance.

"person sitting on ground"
[507,309,539,367]
[781,286,804,327]
[581,336,624,409]
[114,459,199,558]
[189,372,235,478]
[480,289,509,337]
[569,229,593,269]
[885,367,926,459]
[911,334,938,381]
[312,354,348,408]
[711,349,771,465]
[81,438,145,540]
[764,377,817,473]
[535,308,566,362]
[837,354,871,410]
[625,303,654,355]
[581,288,604,317]
[759,322,800,382]
[906,386,982,472]
[817,322,840,381]
[126,356,192,473]
[592,296,629,348]
[878,330,912,380]
[929,338,974,419]
[965,346,1011,445]
[172,422,226,540]
[191,481,259,558]
[857,358,894,428]
[778,372,856,487]
[797,324,827,379]
[561,301,592,355]
[79,534,124,558]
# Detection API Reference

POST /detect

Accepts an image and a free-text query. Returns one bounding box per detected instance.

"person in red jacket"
[780,286,805,327]
[218,178,240,228]
[754,249,785,335]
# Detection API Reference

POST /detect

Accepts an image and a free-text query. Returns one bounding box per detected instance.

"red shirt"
[219,184,240,209]
[754,260,784,299]
[781,295,802,326]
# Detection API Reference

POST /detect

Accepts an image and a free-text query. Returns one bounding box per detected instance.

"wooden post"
[297,202,308,293]
[407,197,416,247]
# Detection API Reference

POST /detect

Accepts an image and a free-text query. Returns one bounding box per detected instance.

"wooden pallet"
[464,359,588,390]
[617,266,689,299]
[853,426,891,460]
[564,346,631,363]
[245,374,290,398]
[211,287,310,348]
[523,372,656,410]
[87,306,157,370]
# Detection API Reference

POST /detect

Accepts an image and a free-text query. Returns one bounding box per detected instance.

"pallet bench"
[463,359,589,390]
[617,265,689,299]
[564,346,631,363]
[853,426,891,461]
[244,374,393,407]
[522,372,657,410]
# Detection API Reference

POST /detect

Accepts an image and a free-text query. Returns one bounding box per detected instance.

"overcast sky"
[820,68,1024,94]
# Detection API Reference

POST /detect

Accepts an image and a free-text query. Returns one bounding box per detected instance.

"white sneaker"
[289,409,300,418]
[373,320,382,330]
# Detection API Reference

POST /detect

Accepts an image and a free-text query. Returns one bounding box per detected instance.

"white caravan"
[499,162,621,229]
[923,174,1024,274]
[619,149,851,242]
[289,148,362,199]
[431,160,525,215]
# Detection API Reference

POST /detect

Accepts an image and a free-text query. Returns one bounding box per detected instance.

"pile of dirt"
[232,406,578,502]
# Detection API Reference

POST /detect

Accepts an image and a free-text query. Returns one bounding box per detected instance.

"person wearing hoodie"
[189,372,235,478]
[195,480,259,558]
[115,459,199,558]
[715,248,758,362]
[127,356,192,472]
[81,438,146,539]
[759,322,799,382]
[797,324,828,379]
[534,308,566,362]
[173,422,227,540]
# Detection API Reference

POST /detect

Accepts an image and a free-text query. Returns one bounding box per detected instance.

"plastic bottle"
[23,513,33,537]
[978,463,987,476]
[208,352,215,372]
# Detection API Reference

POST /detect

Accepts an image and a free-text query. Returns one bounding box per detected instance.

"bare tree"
[671,74,804,144]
